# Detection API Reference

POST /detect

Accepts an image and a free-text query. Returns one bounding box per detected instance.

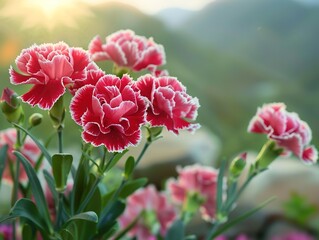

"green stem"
[55,126,64,228]
[57,126,63,154]
[100,147,108,172]
[11,128,22,240]
[135,141,150,167]
[99,141,152,224]
[205,221,221,240]
[55,192,64,230]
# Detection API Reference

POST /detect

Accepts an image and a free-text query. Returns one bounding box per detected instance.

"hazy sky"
[83,0,215,14]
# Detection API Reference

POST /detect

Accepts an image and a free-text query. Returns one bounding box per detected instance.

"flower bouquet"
[0,29,317,240]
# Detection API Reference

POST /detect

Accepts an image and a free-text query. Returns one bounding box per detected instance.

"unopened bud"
[29,113,43,127]
[229,152,247,180]
[1,88,24,123]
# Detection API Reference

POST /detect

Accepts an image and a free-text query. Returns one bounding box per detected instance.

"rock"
[130,126,221,186]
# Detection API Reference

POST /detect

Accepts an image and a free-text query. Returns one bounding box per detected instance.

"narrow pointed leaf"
[104,150,128,172]
[8,198,47,232]
[119,178,148,199]
[209,197,276,239]
[14,151,53,232]
[65,212,98,225]
[13,123,52,165]
[43,169,59,206]
[216,159,227,213]
[124,156,135,179]
[0,144,8,184]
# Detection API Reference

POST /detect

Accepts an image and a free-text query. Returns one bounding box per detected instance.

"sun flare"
[0,0,92,29]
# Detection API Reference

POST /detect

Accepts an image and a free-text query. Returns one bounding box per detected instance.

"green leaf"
[60,229,74,240]
[14,151,53,233]
[52,153,73,191]
[3,198,47,232]
[22,223,36,240]
[13,123,52,165]
[283,193,317,226]
[119,178,148,199]
[185,235,197,240]
[104,150,128,172]
[209,197,276,239]
[71,151,90,214]
[65,211,98,225]
[114,213,140,240]
[43,170,59,208]
[0,144,8,184]
[216,159,227,213]
[124,156,135,179]
[165,219,185,240]
[98,200,125,236]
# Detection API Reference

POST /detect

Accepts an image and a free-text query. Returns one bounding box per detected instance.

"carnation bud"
[29,113,43,127]
[1,88,24,123]
[229,152,247,180]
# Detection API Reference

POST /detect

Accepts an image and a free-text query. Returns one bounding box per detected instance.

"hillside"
[181,0,319,80]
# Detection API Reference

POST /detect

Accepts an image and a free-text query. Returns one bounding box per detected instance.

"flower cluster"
[0,29,318,240]
[9,30,199,152]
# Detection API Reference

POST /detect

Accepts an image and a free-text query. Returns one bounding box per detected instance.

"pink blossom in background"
[119,185,176,240]
[88,29,165,72]
[0,224,13,240]
[167,164,218,221]
[70,74,147,152]
[272,231,314,240]
[10,42,91,109]
[0,128,40,182]
[134,75,200,134]
[248,103,318,164]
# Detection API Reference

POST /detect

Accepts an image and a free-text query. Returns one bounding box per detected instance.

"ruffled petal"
[70,85,95,124]
[21,80,65,110]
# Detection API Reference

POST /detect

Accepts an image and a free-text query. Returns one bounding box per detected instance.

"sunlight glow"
[0,0,92,29]
[82,0,214,14]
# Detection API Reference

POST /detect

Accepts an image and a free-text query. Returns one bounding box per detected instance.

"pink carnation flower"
[167,164,218,221]
[70,74,147,152]
[10,42,91,109]
[272,231,314,240]
[248,103,318,164]
[134,75,200,134]
[88,29,165,72]
[0,128,40,182]
[119,185,177,240]
[68,62,105,95]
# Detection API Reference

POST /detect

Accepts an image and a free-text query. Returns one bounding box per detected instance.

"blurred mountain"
[0,1,318,157]
[155,7,194,28]
[181,0,319,80]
